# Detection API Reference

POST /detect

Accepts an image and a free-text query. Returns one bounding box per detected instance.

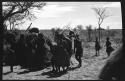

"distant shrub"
[113,37,122,44]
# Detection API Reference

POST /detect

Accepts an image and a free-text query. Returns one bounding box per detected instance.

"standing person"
[36,33,46,67]
[74,34,83,67]
[25,34,33,68]
[68,30,75,55]
[5,32,16,72]
[7,47,15,72]
[9,34,16,72]
[16,34,27,68]
[95,37,101,56]
[105,37,114,57]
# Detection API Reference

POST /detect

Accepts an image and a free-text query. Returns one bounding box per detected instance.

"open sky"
[17,2,122,30]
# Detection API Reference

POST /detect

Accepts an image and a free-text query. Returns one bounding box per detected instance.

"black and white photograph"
[2,1,124,80]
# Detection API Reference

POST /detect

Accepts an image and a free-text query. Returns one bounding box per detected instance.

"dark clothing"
[95,40,101,56]
[4,47,15,72]
[74,39,83,66]
[106,46,114,56]
[75,54,82,67]
[36,38,45,66]
[63,37,72,57]
[106,40,114,56]
[95,40,101,51]
[75,39,83,56]
[25,42,33,67]
[5,48,15,65]
[16,38,27,66]
[51,43,70,70]
[106,40,111,48]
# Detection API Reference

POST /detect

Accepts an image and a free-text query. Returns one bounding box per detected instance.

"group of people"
[3,28,115,73]
[3,29,83,73]
[3,30,50,72]
[95,36,114,57]
[47,30,83,72]
[3,28,123,80]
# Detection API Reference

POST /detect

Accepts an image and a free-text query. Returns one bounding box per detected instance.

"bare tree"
[92,7,110,43]
[63,22,71,31]
[2,2,46,30]
[107,26,110,37]
[8,17,25,30]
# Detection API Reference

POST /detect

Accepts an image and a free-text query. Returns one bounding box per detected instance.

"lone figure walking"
[105,37,114,57]
[95,37,101,56]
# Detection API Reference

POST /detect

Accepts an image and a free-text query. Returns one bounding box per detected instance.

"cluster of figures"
[2,29,83,73]
[49,30,83,72]
[3,28,120,80]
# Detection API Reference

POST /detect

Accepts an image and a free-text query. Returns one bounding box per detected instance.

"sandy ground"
[2,42,121,80]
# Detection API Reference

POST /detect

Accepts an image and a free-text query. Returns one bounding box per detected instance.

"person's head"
[75,34,79,39]
[20,34,25,40]
[60,33,65,40]
[29,28,39,33]
[106,37,110,41]
[38,33,44,39]
[68,30,74,39]
[69,30,74,36]
[96,37,98,41]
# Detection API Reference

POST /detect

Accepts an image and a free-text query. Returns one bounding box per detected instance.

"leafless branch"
[3,2,46,30]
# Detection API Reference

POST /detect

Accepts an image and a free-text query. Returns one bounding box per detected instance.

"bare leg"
[52,63,56,72]
[10,65,13,72]
[98,50,100,56]
[62,66,65,71]
[96,50,97,56]
[57,66,60,72]
[78,56,82,67]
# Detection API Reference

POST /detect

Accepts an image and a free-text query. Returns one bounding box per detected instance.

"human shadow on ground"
[17,66,48,74]
[41,70,68,78]
[40,66,80,78]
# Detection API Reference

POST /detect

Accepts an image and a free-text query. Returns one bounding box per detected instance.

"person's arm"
[104,41,106,47]
[8,48,14,53]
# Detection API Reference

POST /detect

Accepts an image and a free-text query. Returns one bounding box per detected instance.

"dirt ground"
[2,42,122,80]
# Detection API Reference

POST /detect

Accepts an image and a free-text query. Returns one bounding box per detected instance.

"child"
[95,37,101,56]
[105,37,114,57]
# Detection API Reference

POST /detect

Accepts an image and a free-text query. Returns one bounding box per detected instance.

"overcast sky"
[18,2,122,30]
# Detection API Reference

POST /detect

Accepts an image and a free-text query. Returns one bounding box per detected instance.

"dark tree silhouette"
[2,2,46,30]
[92,7,110,43]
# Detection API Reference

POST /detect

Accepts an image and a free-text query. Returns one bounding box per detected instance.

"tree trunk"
[98,25,101,43]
